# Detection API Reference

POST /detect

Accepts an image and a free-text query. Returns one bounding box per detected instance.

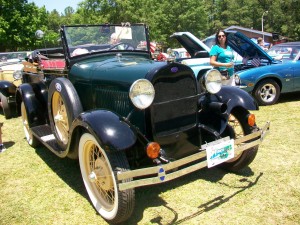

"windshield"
[267,44,300,60]
[0,51,30,63]
[62,24,149,58]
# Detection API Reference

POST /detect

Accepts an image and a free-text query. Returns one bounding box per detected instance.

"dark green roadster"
[17,23,270,224]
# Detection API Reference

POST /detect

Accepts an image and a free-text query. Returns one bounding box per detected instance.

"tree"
[1,0,299,51]
[0,0,48,51]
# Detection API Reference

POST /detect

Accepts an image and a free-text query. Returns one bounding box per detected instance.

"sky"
[28,0,82,14]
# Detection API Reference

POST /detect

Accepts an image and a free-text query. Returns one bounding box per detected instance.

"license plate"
[202,137,235,168]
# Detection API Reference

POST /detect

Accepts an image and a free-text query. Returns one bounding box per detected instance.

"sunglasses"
[218,35,226,38]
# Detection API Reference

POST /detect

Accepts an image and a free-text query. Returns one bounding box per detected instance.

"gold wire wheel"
[79,133,134,223]
[52,91,69,145]
[84,139,115,210]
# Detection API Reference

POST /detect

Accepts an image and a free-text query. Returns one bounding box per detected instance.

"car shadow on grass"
[33,145,260,225]
[34,146,88,198]
[278,91,300,103]
[3,141,15,149]
[124,167,259,225]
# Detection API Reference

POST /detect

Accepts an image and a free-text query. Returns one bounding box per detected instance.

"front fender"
[217,86,258,112]
[199,86,258,135]
[72,110,137,152]
[0,80,17,96]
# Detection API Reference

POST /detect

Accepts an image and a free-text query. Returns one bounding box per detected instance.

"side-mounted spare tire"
[48,78,83,150]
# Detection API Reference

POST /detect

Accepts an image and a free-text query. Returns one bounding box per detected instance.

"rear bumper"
[117,121,270,191]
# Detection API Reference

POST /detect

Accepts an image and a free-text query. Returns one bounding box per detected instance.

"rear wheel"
[219,109,258,172]
[0,93,12,119]
[21,102,39,147]
[253,79,280,105]
[79,133,134,224]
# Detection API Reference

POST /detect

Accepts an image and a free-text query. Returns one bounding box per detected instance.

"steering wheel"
[108,42,135,50]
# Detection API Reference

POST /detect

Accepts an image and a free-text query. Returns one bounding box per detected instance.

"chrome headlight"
[234,74,241,86]
[202,69,222,94]
[13,70,22,80]
[129,79,155,109]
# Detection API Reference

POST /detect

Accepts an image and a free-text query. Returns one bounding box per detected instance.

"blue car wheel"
[253,79,280,105]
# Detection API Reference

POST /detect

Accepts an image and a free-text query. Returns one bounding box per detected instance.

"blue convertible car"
[235,48,300,105]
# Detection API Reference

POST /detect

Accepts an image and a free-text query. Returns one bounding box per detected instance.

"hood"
[226,31,274,62]
[170,32,211,57]
[70,54,164,84]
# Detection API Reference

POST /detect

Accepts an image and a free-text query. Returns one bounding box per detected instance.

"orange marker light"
[146,142,161,159]
[248,114,256,127]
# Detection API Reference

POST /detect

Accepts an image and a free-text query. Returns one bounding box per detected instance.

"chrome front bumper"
[117,121,270,191]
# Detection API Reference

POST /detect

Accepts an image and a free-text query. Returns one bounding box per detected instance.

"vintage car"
[235,49,300,105]
[0,51,30,118]
[170,31,277,80]
[17,23,269,224]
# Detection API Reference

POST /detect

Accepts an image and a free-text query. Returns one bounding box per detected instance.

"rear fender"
[0,80,17,96]
[17,83,46,126]
[69,110,137,157]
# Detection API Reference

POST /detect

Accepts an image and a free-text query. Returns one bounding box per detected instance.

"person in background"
[0,122,6,153]
[110,33,125,50]
[209,30,235,86]
[110,33,120,45]
[257,37,268,51]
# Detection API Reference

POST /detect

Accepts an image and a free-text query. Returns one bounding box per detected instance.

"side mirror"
[35,30,44,39]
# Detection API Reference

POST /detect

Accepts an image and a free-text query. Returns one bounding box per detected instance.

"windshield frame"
[60,23,151,67]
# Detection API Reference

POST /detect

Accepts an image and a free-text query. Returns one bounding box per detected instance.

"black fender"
[68,110,137,158]
[17,83,46,126]
[0,80,17,96]
[199,86,258,136]
[16,82,48,117]
[216,86,258,112]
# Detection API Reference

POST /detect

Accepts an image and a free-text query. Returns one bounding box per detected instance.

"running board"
[31,125,67,157]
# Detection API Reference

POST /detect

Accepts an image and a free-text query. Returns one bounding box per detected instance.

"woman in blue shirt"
[210,30,235,85]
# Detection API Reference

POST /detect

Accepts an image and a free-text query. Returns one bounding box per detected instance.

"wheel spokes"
[52,92,69,144]
[21,103,32,141]
[228,115,243,138]
[87,143,115,208]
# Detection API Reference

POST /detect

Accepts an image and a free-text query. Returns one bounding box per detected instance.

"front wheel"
[219,109,258,172]
[78,133,134,224]
[253,79,280,105]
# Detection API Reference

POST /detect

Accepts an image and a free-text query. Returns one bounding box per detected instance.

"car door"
[292,60,300,90]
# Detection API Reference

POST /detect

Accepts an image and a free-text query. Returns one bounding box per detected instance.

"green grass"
[0,93,300,225]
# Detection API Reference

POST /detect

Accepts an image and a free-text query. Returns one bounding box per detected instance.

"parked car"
[18,23,269,224]
[168,47,190,59]
[267,41,300,62]
[0,51,29,118]
[235,49,300,105]
[170,31,278,80]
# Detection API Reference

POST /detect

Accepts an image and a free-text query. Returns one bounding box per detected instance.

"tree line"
[1,0,299,51]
